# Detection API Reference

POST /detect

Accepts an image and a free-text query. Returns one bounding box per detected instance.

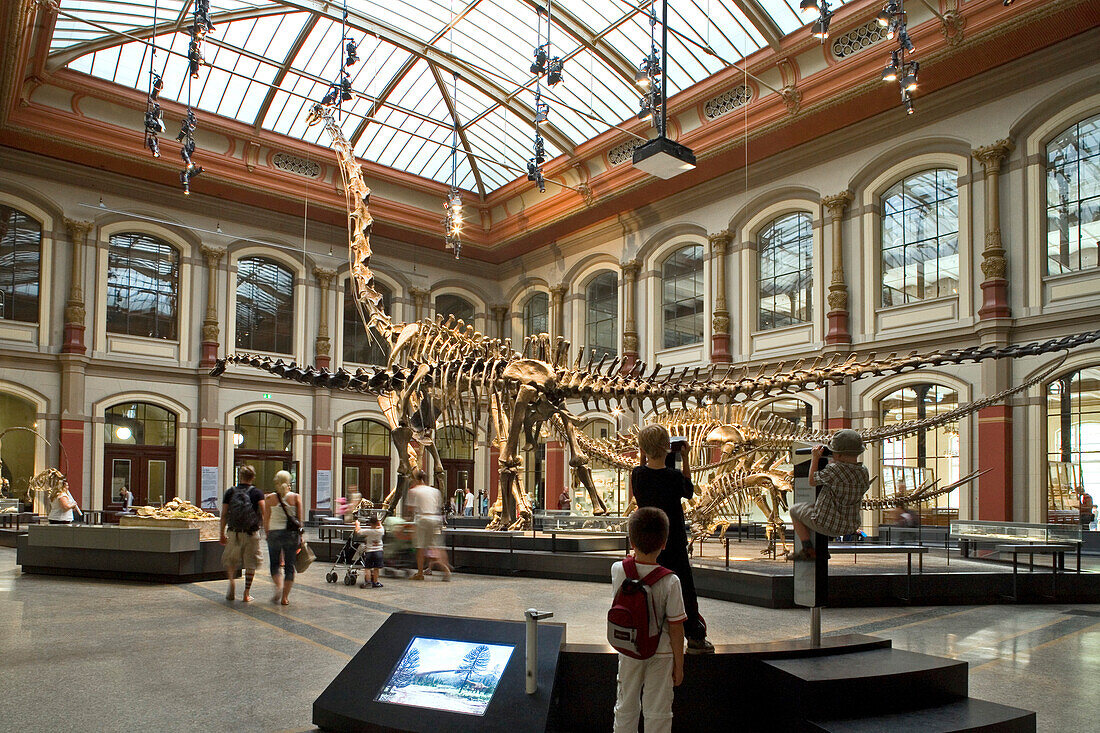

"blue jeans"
[267,529,299,580]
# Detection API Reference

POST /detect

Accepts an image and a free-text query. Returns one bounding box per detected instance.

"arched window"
[585,272,618,358]
[0,392,38,503]
[881,169,959,306]
[0,206,42,324]
[756,398,813,430]
[1047,368,1100,505]
[106,233,180,340]
[103,402,177,508]
[1046,113,1100,274]
[435,293,475,325]
[879,384,960,520]
[661,245,704,348]
[236,257,294,354]
[342,418,391,503]
[343,279,391,364]
[234,410,293,493]
[758,213,813,330]
[523,292,549,336]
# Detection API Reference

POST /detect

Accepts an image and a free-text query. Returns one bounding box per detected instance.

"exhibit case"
[536,512,626,532]
[0,498,19,514]
[950,519,1083,544]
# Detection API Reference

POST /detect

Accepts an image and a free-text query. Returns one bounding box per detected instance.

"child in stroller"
[323,504,376,586]
[381,514,417,578]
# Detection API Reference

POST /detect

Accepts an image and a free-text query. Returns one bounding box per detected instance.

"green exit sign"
[262,393,272,399]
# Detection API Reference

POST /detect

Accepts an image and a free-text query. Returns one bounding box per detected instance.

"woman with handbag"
[262,470,303,606]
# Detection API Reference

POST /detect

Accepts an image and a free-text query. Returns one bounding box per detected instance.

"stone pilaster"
[550,283,568,342]
[490,304,509,341]
[708,230,732,363]
[199,245,225,368]
[821,190,853,346]
[62,218,92,355]
[973,139,1014,321]
[313,267,336,369]
[620,259,640,371]
[409,287,429,321]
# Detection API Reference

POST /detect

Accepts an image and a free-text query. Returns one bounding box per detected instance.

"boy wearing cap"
[789,429,871,561]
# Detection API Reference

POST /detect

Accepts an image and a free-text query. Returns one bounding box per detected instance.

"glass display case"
[535,512,627,533]
[950,519,1083,544]
[0,498,19,514]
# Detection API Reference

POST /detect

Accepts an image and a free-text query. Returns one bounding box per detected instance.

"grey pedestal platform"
[16,524,230,583]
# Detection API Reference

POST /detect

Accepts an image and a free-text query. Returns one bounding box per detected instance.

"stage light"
[899,31,915,53]
[812,17,830,39]
[546,58,564,86]
[345,39,359,67]
[902,62,919,91]
[534,100,549,123]
[115,426,132,440]
[799,0,820,16]
[632,136,696,179]
[905,98,915,115]
[876,9,892,26]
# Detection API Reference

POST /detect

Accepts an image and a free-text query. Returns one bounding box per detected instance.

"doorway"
[102,402,178,510]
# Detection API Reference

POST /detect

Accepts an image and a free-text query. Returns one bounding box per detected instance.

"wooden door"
[343,455,390,505]
[103,445,177,510]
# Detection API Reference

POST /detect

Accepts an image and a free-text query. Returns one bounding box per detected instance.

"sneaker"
[788,547,817,561]
[686,638,715,655]
[411,573,425,581]
[372,582,383,588]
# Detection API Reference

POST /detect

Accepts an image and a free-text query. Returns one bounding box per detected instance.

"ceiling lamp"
[877,0,920,114]
[801,0,833,41]
[632,0,696,180]
[527,0,562,192]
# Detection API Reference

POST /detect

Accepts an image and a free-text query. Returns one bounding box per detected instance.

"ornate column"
[620,259,640,371]
[409,287,430,321]
[550,283,568,341]
[198,245,224,368]
[822,190,853,346]
[973,139,1014,320]
[490,304,509,341]
[313,267,336,370]
[62,219,92,354]
[708,230,732,363]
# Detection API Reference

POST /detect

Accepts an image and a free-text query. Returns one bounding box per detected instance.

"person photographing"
[789,429,871,561]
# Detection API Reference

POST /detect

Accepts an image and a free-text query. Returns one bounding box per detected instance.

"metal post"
[810,606,821,648]
[525,608,553,695]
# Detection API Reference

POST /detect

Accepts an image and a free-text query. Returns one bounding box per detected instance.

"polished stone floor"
[0,546,1096,732]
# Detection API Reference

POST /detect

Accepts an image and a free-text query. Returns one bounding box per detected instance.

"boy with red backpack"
[608,507,686,733]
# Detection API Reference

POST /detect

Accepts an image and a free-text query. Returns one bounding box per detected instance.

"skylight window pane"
[347,0,450,41]
[758,0,805,34]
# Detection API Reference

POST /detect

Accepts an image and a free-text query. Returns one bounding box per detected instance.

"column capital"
[200,244,226,265]
[972,138,1014,174]
[620,258,641,279]
[821,190,853,216]
[490,303,509,318]
[63,218,93,243]
[312,266,337,288]
[409,286,430,302]
[708,229,732,254]
[550,283,568,301]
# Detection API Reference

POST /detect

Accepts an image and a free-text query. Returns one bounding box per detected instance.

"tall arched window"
[880,384,960,521]
[234,410,292,493]
[0,392,38,503]
[107,233,180,340]
[342,418,391,503]
[585,272,618,358]
[0,206,42,324]
[236,257,294,354]
[343,279,391,364]
[435,293,475,325]
[1047,368,1100,501]
[662,245,704,348]
[758,213,813,330]
[881,169,959,306]
[1046,113,1100,274]
[437,426,475,502]
[104,402,177,508]
[523,292,549,336]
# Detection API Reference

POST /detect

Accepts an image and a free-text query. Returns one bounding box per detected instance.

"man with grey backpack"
[219,465,265,602]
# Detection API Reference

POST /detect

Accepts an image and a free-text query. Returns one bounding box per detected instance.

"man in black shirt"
[632,425,714,654]
[220,465,265,602]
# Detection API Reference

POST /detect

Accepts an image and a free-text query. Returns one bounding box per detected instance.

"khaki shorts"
[415,516,443,549]
[223,530,262,571]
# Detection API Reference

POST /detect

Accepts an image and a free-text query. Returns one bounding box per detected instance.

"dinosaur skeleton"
[213,99,1100,532]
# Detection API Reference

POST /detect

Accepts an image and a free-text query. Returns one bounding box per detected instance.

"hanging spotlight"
[546,57,564,86]
[904,97,915,115]
[799,0,820,16]
[530,44,549,75]
[881,51,900,82]
[803,0,832,42]
[534,99,550,123]
[902,61,919,92]
[878,1,919,116]
[345,39,359,67]
[812,15,831,39]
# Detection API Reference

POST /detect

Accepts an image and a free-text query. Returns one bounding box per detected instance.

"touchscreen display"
[376,637,514,716]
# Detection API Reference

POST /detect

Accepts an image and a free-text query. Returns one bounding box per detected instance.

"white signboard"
[200,466,220,510]
[316,469,332,509]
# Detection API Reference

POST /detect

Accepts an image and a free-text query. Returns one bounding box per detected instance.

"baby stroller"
[324,529,368,585]
[381,515,417,578]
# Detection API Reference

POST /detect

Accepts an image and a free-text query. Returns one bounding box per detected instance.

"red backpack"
[607,556,673,659]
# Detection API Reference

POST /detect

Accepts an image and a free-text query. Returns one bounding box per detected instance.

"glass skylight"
[51,0,849,194]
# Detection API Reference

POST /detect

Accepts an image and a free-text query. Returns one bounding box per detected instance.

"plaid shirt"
[808,462,871,536]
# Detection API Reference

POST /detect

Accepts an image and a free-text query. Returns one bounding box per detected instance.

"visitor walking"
[631,424,713,654]
[611,506,685,733]
[262,470,302,605]
[219,465,264,602]
[407,470,451,581]
[789,430,872,561]
[355,513,385,588]
[463,488,475,516]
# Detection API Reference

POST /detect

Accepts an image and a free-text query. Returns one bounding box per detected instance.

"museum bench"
[995,543,1080,601]
[829,544,929,602]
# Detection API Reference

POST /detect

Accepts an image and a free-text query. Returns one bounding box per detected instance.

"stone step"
[806,697,1036,733]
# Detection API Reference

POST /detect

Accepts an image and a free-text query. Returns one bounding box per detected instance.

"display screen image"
[375,637,514,716]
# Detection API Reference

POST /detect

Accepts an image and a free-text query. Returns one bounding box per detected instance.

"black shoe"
[686,638,715,655]
[372,581,383,588]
